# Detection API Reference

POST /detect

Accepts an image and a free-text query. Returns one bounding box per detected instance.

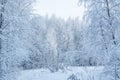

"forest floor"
[17,66,103,80]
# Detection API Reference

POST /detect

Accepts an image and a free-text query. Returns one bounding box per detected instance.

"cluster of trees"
[79,0,120,80]
[21,16,101,71]
[0,0,120,80]
[0,0,34,80]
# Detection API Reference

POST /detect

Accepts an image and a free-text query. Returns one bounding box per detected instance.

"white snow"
[17,66,103,80]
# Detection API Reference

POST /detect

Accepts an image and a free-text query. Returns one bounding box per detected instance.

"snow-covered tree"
[79,0,120,79]
[0,0,34,80]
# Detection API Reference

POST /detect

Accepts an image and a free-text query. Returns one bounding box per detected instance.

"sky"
[33,0,85,20]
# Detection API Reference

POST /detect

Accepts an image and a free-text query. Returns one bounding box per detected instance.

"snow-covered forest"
[0,0,120,80]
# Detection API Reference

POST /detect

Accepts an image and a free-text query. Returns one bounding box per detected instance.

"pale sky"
[33,0,85,20]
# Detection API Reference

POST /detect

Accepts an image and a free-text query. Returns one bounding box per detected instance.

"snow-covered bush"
[61,51,100,66]
[67,74,80,80]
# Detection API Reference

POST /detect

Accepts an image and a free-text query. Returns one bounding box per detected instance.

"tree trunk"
[0,0,4,79]
[105,0,117,45]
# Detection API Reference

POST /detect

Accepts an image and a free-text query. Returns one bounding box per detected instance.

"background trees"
[21,15,103,71]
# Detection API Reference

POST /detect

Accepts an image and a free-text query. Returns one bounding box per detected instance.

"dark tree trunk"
[0,0,6,79]
[105,0,117,45]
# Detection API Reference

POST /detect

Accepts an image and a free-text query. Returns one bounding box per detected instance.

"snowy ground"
[17,67,103,80]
